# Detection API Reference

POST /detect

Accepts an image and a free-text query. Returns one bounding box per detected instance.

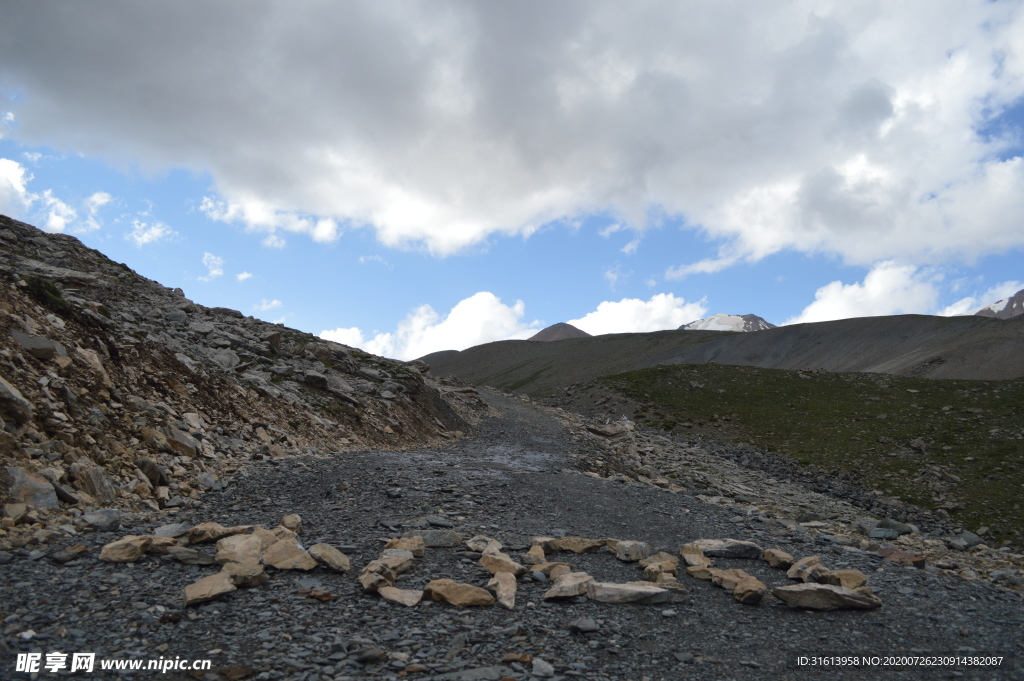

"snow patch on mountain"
[968,288,1024,320]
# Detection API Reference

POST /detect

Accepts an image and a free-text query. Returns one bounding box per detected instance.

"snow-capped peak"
[679,313,776,332]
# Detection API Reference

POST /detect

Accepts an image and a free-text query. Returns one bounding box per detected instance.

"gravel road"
[2,389,1021,681]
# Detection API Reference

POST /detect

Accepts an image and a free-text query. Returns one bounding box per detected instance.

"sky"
[1,1,1022,361]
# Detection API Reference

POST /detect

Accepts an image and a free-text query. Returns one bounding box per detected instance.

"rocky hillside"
[527,322,591,342]
[0,214,479,525]
[678,313,775,332]
[971,287,1024,319]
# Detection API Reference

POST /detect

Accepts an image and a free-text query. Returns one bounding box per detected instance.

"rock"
[710,568,748,591]
[270,525,296,541]
[74,347,111,385]
[211,348,241,369]
[642,560,679,581]
[380,548,416,574]
[222,561,269,587]
[216,534,263,565]
[99,535,152,563]
[167,546,216,566]
[153,522,190,538]
[733,575,767,605]
[465,535,502,553]
[822,569,868,589]
[359,560,398,591]
[760,547,793,568]
[184,571,237,606]
[868,527,899,540]
[49,543,88,563]
[423,579,495,607]
[74,466,118,505]
[196,472,217,490]
[79,508,120,532]
[877,547,925,568]
[384,536,425,557]
[378,586,424,607]
[0,376,34,423]
[530,561,572,576]
[614,540,651,561]
[679,543,712,568]
[3,502,27,523]
[568,617,600,633]
[308,543,351,573]
[787,556,822,580]
[639,551,678,569]
[479,551,527,576]
[251,526,280,550]
[281,513,303,535]
[6,466,59,511]
[691,538,763,559]
[685,565,716,580]
[11,329,67,361]
[261,537,316,570]
[165,427,199,457]
[950,531,983,550]
[303,370,328,388]
[137,458,170,487]
[877,518,914,536]
[543,572,594,599]
[487,572,517,609]
[586,581,672,604]
[405,529,462,547]
[146,536,180,555]
[552,537,606,553]
[187,522,250,544]
[524,544,547,565]
[772,583,883,610]
[532,658,555,678]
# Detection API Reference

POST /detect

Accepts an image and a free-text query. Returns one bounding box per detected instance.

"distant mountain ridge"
[680,313,775,332]
[970,288,1024,320]
[528,322,591,342]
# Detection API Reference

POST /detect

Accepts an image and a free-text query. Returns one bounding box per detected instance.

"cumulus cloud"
[320,291,538,360]
[0,158,35,216]
[938,280,1024,316]
[236,271,253,281]
[80,191,111,231]
[568,293,707,335]
[786,261,940,324]
[2,2,1022,264]
[0,158,114,233]
[254,298,282,311]
[126,218,174,246]
[262,234,286,249]
[198,252,224,280]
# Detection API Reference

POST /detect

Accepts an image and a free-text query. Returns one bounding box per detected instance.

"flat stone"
[165,427,199,457]
[423,579,495,607]
[487,572,517,609]
[480,551,527,577]
[261,537,316,570]
[733,575,767,605]
[711,568,748,590]
[167,546,216,566]
[82,508,121,531]
[99,535,152,563]
[868,527,899,540]
[524,545,547,565]
[639,551,678,569]
[466,535,502,553]
[568,617,599,633]
[153,522,189,538]
[787,555,822,581]
[187,522,250,544]
[552,537,606,553]
[380,548,415,574]
[685,565,716,580]
[543,572,594,599]
[359,559,397,591]
[379,586,423,607]
[587,580,672,604]
[877,518,914,535]
[404,529,462,547]
[822,569,868,589]
[145,536,180,554]
[6,466,59,511]
[222,561,269,587]
[11,329,67,361]
[0,376,33,423]
[691,538,763,559]
[877,547,925,568]
[184,571,237,606]
[772,583,882,610]
[530,561,572,576]
[308,543,351,573]
[74,466,118,504]
[679,543,713,568]
[762,548,794,569]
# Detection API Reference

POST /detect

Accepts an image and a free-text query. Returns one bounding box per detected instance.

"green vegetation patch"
[24,275,75,316]
[604,363,1024,543]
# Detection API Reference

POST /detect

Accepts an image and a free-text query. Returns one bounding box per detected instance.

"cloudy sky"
[1,1,1022,360]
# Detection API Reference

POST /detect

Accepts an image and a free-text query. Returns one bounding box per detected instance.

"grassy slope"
[599,363,1024,543]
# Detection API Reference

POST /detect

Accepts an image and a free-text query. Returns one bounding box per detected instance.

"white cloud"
[0,158,113,233]
[604,264,625,289]
[319,291,538,360]
[41,190,76,232]
[568,293,707,335]
[198,252,224,280]
[621,238,640,254]
[127,218,174,246]
[3,3,1023,264]
[80,191,111,231]
[0,158,35,216]
[786,261,940,324]
[262,234,286,249]
[254,298,282,311]
[938,279,1024,316]
[358,254,391,267]
[236,271,253,281]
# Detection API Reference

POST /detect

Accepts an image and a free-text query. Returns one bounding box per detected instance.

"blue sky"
[1,2,1022,360]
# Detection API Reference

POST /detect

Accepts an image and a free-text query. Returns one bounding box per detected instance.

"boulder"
[11,329,67,361]
[222,561,269,588]
[251,526,280,550]
[762,548,794,569]
[772,583,883,610]
[378,586,423,607]
[384,536,425,557]
[0,376,33,423]
[74,467,118,505]
[359,560,397,592]
[423,579,495,607]
[691,538,763,559]
[6,466,59,511]
[733,575,767,605]
[99,535,152,563]
[137,459,170,487]
[309,544,351,573]
[165,427,199,457]
[614,541,651,562]
[184,571,237,606]
[524,545,547,565]
[487,572,517,609]
[216,534,263,565]
[543,572,594,599]
[261,537,316,570]
[281,514,303,535]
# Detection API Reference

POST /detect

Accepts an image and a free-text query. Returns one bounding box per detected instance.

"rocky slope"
[679,314,775,332]
[0,214,480,536]
[527,323,591,342]
[971,287,1024,320]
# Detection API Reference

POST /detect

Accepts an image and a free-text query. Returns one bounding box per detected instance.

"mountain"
[528,322,592,341]
[0,214,477,517]
[679,313,775,332]
[970,288,1024,320]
